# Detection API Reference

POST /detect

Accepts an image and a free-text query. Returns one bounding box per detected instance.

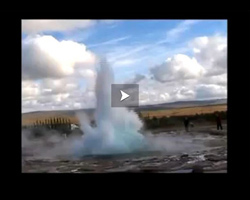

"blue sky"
[62,20,226,82]
[48,20,227,43]
[22,20,227,112]
[23,19,227,90]
[22,20,227,82]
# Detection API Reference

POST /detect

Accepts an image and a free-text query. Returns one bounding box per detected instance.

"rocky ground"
[22,147,227,173]
[22,125,227,173]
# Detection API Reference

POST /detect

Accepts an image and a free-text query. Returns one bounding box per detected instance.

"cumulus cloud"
[159,93,171,101]
[137,70,222,105]
[22,81,40,99]
[150,35,227,83]
[75,67,96,79]
[40,78,81,96]
[22,87,96,113]
[22,74,98,113]
[36,93,69,105]
[22,35,96,80]
[170,87,196,101]
[191,35,227,76]
[137,77,194,105]
[145,34,227,104]
[22,20,96,33]
[150,54,205,82]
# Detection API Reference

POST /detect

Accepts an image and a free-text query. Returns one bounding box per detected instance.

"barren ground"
[22,124,227,173]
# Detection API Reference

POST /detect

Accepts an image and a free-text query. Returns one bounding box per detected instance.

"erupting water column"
[74,58,147,156]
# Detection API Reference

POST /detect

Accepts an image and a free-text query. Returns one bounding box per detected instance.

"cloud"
[170,86,196,101]
[108,44,151,63]
[112,58,140,68]
[100,20,120,24]
[199,73,227,86]
[137,77,226,105]
[191,35,227,76]
[88,36,130,48]
[165,20,201,42]
[22,20,96,33]
[96,35,189,71]
[159,93,170,101]
[22,84,96,113]
[137,78,189,105]
[22,35,96,80]
[123,74,146,85]
[137,67,226,105]
[150,54,205,82]
[146,33,227,104]
[130,74,146,84]
[40,78,81,96]
[22,74,97,113]
[22,81,40,99]
[150,35,227,84]
[195,84,227,100]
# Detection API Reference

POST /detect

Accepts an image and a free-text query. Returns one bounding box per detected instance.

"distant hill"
[134,98,227,112]
[22,98,226,121]
[22,108,94,118]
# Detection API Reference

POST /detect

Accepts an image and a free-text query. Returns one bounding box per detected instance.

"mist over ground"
[22,127,213,160]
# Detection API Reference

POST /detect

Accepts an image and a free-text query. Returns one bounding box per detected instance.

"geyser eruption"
[73,58,207,157]
[22,58,207,160]
[74,58,147,156]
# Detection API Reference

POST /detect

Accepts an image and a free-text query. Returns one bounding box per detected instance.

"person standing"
[184,117,190,132]
[216,114,223,130]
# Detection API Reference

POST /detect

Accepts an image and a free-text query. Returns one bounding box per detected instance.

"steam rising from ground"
[22,128,208,160]
[22,129,81,159]
[73,58,205,156]
[74,58,146,156]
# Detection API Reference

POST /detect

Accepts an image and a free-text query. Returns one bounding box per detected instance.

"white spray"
[74,58,147,156]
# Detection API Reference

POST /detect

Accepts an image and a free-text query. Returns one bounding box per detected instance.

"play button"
[120,90,130,101]
[111,84,139,107]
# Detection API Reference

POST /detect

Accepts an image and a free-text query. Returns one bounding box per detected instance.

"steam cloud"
[74,58,146,156]
[73,58,206,156]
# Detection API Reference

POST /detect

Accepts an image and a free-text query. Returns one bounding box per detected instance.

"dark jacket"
[216,115,221,124]
[184,118,189,127]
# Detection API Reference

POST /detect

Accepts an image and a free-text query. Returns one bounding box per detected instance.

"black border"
[3,11,250,185]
